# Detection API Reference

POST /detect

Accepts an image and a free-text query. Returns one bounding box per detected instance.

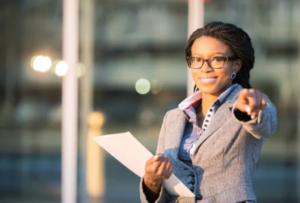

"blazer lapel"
[167,109,187,158]
[193,104,232,150]
[192,85,242,154]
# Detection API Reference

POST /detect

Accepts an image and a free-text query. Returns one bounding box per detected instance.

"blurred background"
[0,0,299,202]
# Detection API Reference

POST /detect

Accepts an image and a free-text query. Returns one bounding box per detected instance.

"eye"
[212,56,226,62]
[191,57,202,62]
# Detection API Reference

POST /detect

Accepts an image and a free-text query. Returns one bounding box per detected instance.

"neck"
[200,82,234,114]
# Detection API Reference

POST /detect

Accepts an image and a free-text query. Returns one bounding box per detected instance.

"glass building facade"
[0,0,299,202]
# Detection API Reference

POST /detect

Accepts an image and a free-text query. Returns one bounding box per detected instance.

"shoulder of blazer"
[164,108,186,124]
[167,107,184,115]
[224,85,243,108]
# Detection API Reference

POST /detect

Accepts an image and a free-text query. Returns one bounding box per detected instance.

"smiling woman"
[140,21,277,203]
[189,36,241,98]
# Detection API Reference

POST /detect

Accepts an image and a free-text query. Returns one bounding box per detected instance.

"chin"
[198,86,222,96]
[197,81,232,96]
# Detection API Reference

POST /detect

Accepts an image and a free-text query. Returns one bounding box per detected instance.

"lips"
[198,76,218,84]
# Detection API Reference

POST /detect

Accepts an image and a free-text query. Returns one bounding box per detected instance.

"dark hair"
[186,21,255,90]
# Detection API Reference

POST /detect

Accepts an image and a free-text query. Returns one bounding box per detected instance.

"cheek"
[219,68,233,81]
[220,72,231,81]
[191,70,199,82]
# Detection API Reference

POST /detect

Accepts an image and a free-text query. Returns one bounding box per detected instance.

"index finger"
[238,89,250,104]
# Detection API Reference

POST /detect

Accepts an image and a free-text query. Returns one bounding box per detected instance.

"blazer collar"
[168,85,243,157]
[223,84,243,108]
[192,85,243,154]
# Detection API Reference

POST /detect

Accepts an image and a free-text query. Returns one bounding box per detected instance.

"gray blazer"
[140,85,277,203]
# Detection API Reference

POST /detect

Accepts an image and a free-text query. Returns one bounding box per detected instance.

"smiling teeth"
[201,78,215,81]
[200,78,217,83]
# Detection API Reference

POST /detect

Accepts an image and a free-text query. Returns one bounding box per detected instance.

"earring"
[231,72,236,80]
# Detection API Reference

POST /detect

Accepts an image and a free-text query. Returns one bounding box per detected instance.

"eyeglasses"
[186,56,239,69]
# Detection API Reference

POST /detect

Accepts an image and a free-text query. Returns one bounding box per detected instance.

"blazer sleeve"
[232,94,277,139]
[139,178,170,203]
[156,111,169,155]
[139,112,171,203]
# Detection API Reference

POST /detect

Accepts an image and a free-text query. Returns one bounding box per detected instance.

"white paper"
[93,132,195,197]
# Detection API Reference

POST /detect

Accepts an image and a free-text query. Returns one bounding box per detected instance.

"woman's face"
[190,36,241,97]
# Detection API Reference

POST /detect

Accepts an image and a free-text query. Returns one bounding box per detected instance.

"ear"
[233,59,242,73]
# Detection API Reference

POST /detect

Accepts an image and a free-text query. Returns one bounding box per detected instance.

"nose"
[201,60,213,72]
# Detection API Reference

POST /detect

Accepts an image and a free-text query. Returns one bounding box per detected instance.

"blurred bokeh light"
[31,55,52,72]
[135,78,151,95]
[55,60,69,77]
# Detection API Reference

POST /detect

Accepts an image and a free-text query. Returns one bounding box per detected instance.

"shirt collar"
[178,91,202,110]
[218,83,239,104]
[178,83,239,110]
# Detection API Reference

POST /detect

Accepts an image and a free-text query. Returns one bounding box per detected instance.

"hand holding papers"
[93,132,195,197]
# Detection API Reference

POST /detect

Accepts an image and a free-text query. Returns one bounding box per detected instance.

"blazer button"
[196,194,203,200]
[189,179,195,185]
[188,173,195,178]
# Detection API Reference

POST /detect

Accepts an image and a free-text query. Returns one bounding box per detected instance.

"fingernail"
[251,115,255,119]
[154,155,158,159]
[246,106,251,115]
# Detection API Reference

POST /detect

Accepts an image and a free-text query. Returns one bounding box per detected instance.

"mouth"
[198,76,218,84]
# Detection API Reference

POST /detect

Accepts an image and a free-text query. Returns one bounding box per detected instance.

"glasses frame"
[186,56,239,69]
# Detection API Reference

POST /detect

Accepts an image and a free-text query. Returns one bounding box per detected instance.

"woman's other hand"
[143,155,173,194]
[235,89,266,119]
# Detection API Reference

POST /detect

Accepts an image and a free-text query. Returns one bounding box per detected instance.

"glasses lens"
[210,57,226,69]
[189,57,203,69]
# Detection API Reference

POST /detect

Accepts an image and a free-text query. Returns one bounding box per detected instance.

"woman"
[140,22,277,203]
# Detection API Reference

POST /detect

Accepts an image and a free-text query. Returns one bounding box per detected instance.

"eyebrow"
[191,52,227,56]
